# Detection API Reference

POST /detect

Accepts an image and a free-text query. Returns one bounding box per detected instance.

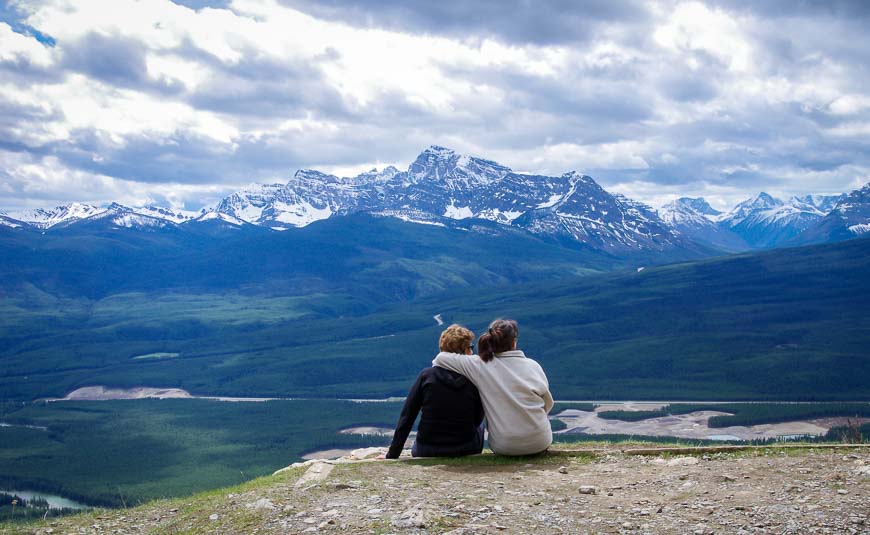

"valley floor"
[9,445,868,534]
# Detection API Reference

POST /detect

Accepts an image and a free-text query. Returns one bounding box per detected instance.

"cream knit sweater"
[432,350,554,455]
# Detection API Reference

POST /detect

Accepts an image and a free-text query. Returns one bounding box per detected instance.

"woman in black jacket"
[384,324,485,459]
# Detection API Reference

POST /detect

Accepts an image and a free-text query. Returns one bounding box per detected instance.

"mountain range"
[2,146,869,257]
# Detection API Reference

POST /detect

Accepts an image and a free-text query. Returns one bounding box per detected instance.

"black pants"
[411,424,485,457]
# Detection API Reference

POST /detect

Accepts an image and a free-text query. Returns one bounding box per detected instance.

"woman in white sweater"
[432,319,554,456]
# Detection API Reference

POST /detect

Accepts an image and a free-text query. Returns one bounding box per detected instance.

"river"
[0,489,89,510]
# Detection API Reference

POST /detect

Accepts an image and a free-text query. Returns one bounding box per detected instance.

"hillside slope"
[1,235,868,401]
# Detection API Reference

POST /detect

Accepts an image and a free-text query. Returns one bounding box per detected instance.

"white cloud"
[1,0,869,211]
[653,1,752,72]
[0,21,55,66]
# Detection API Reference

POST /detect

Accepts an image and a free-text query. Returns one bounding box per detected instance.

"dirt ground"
[22,446,869,534]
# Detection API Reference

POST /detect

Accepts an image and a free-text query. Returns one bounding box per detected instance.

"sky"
[1,0,869,212]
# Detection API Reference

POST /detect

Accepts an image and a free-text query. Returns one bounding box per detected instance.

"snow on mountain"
[0,214,22,228]
[203,146,684,252]
[659,197,749,252]
[406,145,510,187]
[78,203,186,229]
[7,203,107,229]
[719,193,825,248]
[192,210,248,227]
[794,182,870,244]
[7,147,863,253]
[720,192,784,226]
[795,194,847,214]
[659,198,721,227]
[511,177,682,252]
[2,202,199,230]
[131,205,200,224]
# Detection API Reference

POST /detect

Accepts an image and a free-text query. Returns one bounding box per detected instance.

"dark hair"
[477,318,518,362]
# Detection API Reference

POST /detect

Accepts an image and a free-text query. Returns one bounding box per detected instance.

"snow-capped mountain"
[6,202,108,229]
[718,193,826,248]
[209,146,685,252]
[794,183,870,244]
[659,197,721,227]
[510,183,682,252]
[5,146,865,255]
[795,194,847,214]
[3,202,198,230]
[659,198,749,252]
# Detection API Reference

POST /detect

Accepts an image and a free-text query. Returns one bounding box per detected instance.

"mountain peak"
[407,146,511,184]
[8,202,107,229]
[426,144,456,156]
[675,197,721,216]
[659,197,722,228]
[748,192,783,208]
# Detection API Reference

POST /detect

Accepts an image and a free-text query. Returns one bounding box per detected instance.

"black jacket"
[386,366,485,459]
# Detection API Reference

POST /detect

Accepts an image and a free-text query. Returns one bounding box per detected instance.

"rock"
[246,498,275,510]
[294,461,336,489]
[208,513,219,521]
[347,447,386,460]
[578,486,599,495]
[668,457,700,466]
[391,504,428,529]
[329,482,359,490]
[558,466,569,474]
[715,474,737,483]
[837,489,849,495]
[274,459,318,475]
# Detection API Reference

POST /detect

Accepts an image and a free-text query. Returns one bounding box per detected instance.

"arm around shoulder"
[432,351,478,378]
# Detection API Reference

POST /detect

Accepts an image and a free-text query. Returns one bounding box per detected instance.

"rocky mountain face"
[793,183,870,245]
[215,146,687,253]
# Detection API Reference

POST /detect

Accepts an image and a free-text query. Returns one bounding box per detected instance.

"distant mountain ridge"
[4,145,869,254]
[1,146,689,254]
[659,190,864,251]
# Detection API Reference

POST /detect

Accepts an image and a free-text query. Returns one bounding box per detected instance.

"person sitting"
[384,324,485,459]
[433,318,553,456]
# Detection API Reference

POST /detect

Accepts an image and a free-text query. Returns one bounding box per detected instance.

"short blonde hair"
[439,324,475,353]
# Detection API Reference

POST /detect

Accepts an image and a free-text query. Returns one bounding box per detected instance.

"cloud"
[1,0,869,212]
[276,0,653,46]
